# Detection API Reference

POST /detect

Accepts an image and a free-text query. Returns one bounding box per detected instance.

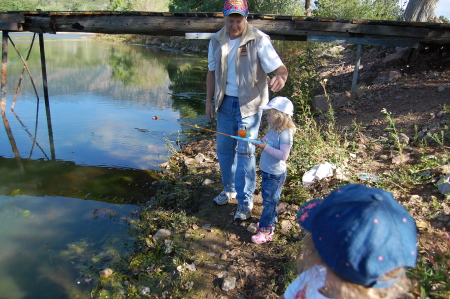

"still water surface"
[0,33,207,298]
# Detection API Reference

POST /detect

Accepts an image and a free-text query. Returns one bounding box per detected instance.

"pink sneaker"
[251,232,274,244]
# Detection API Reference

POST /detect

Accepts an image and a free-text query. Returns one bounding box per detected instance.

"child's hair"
[266,108,297,134]
[297,234,412,299]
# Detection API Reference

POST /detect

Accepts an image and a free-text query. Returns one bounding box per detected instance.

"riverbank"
[90,37,450,298]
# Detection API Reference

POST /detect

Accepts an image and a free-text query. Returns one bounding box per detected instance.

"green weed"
[381,108,407,158]
[409,232,450,299]
[427,127,447,146]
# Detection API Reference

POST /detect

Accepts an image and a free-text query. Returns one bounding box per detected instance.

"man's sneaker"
[213,191,237,205]
[251,232,275,244]
[234,202,253,221]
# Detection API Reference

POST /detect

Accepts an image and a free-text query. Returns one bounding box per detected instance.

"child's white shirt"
[283,265,328,299]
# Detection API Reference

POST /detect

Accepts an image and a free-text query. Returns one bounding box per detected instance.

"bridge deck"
[1,11,450,47]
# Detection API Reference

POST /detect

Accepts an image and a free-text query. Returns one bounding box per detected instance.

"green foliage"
[132,0,169,12]
[0,0,169,12]
[109,0,133,11]
[169,0,223,13]
[280,41,324,114]
[313,0,403,20]
[249,0,304,15]
[271,42,351,187]
[409,233,450,298]
[169,0,304,15]
[439,15,449,22]
[0,0,36,11]
[381,107,406,157]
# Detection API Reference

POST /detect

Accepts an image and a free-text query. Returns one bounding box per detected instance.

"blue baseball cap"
[297,184,417,288]
[223,0,249,17]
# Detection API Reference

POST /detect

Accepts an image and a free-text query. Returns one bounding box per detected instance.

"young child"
[251,96,296,244]
[281,184,418,299]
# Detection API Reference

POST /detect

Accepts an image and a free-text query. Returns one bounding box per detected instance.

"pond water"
[0,33,208,298]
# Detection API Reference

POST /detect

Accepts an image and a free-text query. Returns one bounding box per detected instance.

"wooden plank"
[24,15,225,35]
[0,12,24,23]
[185,32,214,39]
[0,22,21,31]
[307,35,419,48]
[49,12,72,16]
[23,16,54,33]
[294,20,429,38]
[426,30,450,43]
[24,11,43,15]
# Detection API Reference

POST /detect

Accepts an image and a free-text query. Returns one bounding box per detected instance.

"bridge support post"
[1,31,8,113]
[38,33,55,160]
[351,44,362,91]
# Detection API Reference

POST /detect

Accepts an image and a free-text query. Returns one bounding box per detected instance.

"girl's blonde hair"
[266,108,296,134]
[297,234,412,299]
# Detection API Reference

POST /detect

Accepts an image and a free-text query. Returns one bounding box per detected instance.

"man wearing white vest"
[206,0,288,221]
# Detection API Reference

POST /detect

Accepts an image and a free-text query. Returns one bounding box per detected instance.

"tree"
[403,0,440,22]
[305,0,312,16]
[313,0,403,20]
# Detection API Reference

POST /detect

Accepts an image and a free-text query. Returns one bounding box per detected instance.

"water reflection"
[0,33,208,298]
[0,156,160,203]
[0,194,136,298]
[2,33,208,170]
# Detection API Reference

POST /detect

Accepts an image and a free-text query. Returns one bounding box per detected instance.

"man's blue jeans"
[259,171,286,232]
[216,95,262,206]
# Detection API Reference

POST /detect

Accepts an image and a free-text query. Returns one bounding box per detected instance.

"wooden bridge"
[1,11,450,48]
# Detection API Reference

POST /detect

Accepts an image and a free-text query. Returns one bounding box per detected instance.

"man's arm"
[268,64,288,92]
[206,70,216,120]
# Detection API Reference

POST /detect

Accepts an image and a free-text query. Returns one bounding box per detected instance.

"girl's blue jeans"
[259,171,287,232]
[216,95,262,206]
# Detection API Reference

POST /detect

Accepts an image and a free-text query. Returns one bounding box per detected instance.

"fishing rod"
[152,116,263,144]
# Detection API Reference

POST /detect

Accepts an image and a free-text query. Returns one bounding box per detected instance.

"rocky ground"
[151,43,450,298]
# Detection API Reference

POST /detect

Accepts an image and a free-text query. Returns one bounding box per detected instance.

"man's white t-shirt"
[208,35,283,97]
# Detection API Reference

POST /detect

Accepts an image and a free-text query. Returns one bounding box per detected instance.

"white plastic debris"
[302,162,336,186]
[357,172,381,182]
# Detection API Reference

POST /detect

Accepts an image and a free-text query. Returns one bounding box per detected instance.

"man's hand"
[206,99,215,120]
[268,64,288,92]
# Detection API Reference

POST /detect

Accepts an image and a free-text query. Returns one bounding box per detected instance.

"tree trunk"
[403,0,440,22]
[305,0,311,16]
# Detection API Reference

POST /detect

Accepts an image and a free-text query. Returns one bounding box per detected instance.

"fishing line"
[152,116,263,144]
[152,116,232,137]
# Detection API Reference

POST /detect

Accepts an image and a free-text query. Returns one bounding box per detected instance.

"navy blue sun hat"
[297,184,417,288]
